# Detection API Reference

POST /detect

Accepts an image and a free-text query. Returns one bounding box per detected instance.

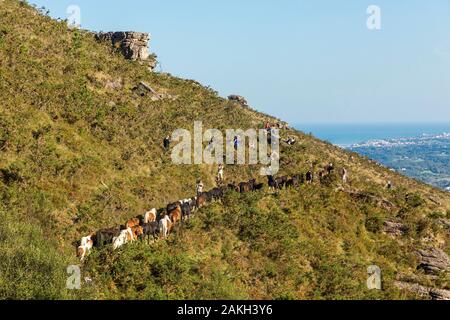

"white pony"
[159,215,172,239]
[112,228,133,250]
[77,239,93,261]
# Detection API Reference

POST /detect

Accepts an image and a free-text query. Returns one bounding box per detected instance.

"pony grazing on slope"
[95,227,121,248]
[112,228,134,250]
[168,204,182,226]
[181,202,192,221]
[196,194,207,208]
[267,175,278,190]
[239,179,255,193]
[126,217,140,229]
[77,166,321,259]
[131,225,144,239]
[77,233,96,261]
[77,237,93,261]
[141,221,159,243]
[159,215,172,239]
[144,208,157,224]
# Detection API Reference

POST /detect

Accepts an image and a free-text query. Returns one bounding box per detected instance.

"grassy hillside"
[0,0,449,299]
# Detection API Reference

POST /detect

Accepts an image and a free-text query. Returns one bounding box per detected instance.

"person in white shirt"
[196,179,204,196]
[342,168,348,183]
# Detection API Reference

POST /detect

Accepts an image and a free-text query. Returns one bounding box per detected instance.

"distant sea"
[294,123,450,147]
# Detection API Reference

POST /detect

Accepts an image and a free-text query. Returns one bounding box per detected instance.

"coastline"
[294,122,450,147]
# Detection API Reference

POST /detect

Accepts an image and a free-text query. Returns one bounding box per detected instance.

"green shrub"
[365,215,383,233]
[405,194,424,208]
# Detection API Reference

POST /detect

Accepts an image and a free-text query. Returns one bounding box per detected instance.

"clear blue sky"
[31,0,450,124]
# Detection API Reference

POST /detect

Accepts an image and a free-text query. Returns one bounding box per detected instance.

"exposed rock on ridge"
[96,31,157,70]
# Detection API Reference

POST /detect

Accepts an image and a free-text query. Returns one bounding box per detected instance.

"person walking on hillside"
[217,164,224,185]
[267,129,272,144]
[196,179,204,196]
[326,163,334,175]
[386,180,393,190]
[163,136,171,151]
[342,168,348,183]
[306,170,313,184]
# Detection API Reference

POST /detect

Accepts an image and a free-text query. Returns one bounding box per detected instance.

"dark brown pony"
[275,176,288,189]
[228,183,239,192]
[95,227,121,248]
[286,174,302,188]
[196,194,207,208]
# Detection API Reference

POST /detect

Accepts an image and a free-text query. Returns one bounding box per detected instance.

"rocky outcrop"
[104,78,123,90]
[416,247,450,274]
[343,190,397,211]
[228,95,248,106]
[438,219,450,233]
[133,81,160,98]
[95,32,156,70]
[383,220,408,237]
[132,81,177,101]
[394,281,450,300]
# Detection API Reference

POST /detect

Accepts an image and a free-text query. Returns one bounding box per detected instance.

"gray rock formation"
[133,81,160,97]
[228,95,248,106]
[394,281,450,300]
[438,218,450,233]
[132,81,177,101]
[96,32,157,70]
[416,247,450,274]
[104,78,123,90]
[383,220,408,237]
[343,190,397,211]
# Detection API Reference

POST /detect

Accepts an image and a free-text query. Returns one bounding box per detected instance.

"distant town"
[348,133,450,191]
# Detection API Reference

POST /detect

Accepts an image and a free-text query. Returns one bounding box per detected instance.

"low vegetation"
[0,0,448,299]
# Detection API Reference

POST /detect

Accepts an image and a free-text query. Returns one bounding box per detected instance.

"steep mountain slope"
[0,0,449,299]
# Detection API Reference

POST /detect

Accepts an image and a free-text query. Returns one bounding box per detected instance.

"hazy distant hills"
[349,133,450,191]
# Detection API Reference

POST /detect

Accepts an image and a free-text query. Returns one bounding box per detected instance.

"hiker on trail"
[267,130,272,144]
[318,171,324,183]
[217,164,224,185]
[196,180,204,196]
[163,136,171,151]
[386,181,392,190]
[306,170,313,184]
[342,168,348,183]
[326,163,334,175]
